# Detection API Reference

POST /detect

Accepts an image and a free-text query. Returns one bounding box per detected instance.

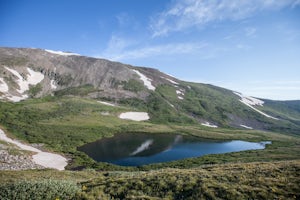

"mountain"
[1,47,300,199]
[1,47,299,135]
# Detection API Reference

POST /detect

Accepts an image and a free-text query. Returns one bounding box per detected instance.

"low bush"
[0,179,80,200]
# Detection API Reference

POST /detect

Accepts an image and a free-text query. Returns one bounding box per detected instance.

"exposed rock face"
[0,47,299,134]
[0,47,176,101]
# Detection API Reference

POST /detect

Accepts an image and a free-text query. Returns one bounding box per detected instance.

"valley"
[0,47,299,199]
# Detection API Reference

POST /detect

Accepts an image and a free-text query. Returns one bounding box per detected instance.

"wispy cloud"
[150,0,299,37]
[244,27,257,37]
[116,12,139,29]
[100,35,208,61]
[104,35,135,54]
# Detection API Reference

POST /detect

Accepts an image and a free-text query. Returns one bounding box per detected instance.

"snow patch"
[97,101,116,107]
[234,92,264,106]
[201,122,218,128]
[0,78,9,93]
[161,76,179,85]
[27,68,44,85]
[166,73,176,78]
[6,96,27,102]
[45,49,80,56]
[130,139,153,156]
[176,89,185,100]
[2,67,44,102]
[119,112,150,121]
[50,80,57,89]
[240,125,253,129]
[168,102,175,108]
[32,152,67,171]
[176,90,184,95]
[5,67,44,93]
[132,69,155,91]
[0,128,67,170]
[234,92,278,120]
[242,101,278,120]
[4,67,24,93]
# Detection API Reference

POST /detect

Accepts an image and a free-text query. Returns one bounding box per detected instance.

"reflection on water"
[78,133,271,166]
[130,139,153,156]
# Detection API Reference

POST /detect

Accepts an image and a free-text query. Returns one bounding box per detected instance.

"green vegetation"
[54,84,100,97]
[123,79,145,92]
[0,179,80,200]
[0,160,299,199]
[1,47,300,199]
[263,100,300,120]
[0,95,299,171]
[81,160,300,200]
[146,92,195,124]
[28,83,42,97]
[56,74,74,86]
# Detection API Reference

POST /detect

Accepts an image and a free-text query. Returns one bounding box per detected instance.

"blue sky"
[1,0,300,100]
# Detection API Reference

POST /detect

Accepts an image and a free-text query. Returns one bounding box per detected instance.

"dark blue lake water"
[78,133,271,166]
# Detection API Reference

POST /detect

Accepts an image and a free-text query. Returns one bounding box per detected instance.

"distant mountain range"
[1,47,299,134]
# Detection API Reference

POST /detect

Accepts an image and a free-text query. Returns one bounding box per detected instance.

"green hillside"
[0,95,299,171]
[0,47,300,199]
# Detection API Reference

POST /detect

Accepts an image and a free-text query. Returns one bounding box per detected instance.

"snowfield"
[132,69,155,91]
[32,152,67,171]
[119,112,150,121]
[0,129,67,170]
[234,92,278,120]
[240,124,253,129]
[1,67,45,102]
[45,49,80,56]
[0,78,9,93]
[201,122,218,128]
[161,76,179,85]
[234,92,264,106]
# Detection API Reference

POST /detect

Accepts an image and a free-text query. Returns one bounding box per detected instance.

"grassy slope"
[0,89,299,199]
[150,82,300,135]
[0,95,299,171]
[1,49,300,199]
[0,160,299,199]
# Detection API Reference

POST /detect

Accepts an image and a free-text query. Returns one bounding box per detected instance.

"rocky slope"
[0,47,299,134]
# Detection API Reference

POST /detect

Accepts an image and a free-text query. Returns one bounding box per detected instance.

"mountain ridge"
[0,47,299,134]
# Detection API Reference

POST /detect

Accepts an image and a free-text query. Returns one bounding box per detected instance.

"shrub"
[28,83,42,97]
[0,179,80,200]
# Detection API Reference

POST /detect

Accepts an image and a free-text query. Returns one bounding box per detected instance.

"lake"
[78,133,271,166]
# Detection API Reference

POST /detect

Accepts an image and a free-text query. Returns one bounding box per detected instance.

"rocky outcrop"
[0,47,178,102]
[0,147,43,170]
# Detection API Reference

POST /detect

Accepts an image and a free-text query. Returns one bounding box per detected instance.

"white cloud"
[105,35,133,53]
[150,0,299,37]
[101,39,208,61]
